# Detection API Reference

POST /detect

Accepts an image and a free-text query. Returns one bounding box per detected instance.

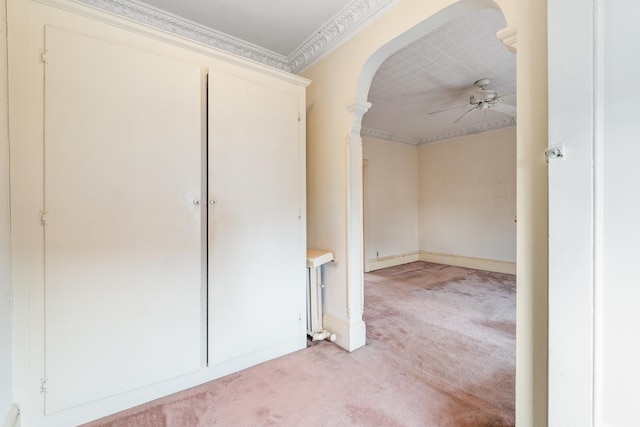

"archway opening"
[350,4,516,423]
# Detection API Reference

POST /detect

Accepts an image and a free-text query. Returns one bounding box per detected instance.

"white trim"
[72,0,400,72]
[365,251,419,272]
[419,251,516,274]
[420,119,516,145]
[322,313,366,352]
[360,127,422,145]
[361,122,517,146]
[344,100,371,353]
[593,0,604,423]
[290,0,402,73]
[74,0,291,70]
[496,24,518,52]
[34,0,310,86]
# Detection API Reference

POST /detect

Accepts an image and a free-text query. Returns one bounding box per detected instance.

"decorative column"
[344,99,371,351]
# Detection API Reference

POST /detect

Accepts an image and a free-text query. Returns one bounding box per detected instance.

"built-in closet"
[9,2,308,425]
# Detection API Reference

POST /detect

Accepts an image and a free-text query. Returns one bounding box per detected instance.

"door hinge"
[40,49,49,64]
[298,113,301,122]
[40,210,48,226]
[40,378,48,394]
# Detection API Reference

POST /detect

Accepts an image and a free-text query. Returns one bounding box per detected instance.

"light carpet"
[84,261,515,426]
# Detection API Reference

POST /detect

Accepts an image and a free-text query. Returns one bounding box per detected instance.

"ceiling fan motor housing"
[470,88,498,106]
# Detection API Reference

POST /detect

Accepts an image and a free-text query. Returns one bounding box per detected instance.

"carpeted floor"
[84,261,515,427]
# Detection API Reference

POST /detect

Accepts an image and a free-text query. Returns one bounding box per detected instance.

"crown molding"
[361,127,423,146]
[77,0,291,70]
[421,117,517,145]
[288,0,402,73]
[362,117,517,146]
[76,0,399,73]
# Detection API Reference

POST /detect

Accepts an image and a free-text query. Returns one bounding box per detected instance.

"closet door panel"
[208,70,304,365]
[44,27,203,413]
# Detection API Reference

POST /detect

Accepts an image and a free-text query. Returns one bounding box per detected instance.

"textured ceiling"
[362,8,516,144]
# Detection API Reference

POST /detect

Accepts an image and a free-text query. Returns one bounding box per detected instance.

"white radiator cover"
[306,250,335,341]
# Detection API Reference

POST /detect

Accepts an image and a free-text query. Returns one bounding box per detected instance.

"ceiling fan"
[428,78,516,124]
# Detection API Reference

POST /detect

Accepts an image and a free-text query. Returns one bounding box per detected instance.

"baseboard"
[2,404,19,427]
[322,313,366,352]
[209,334,307,379]
[419,251,516,275]
[365,251,419,272]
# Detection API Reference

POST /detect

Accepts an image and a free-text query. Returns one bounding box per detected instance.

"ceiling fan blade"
[491,102,517,116]
[427,103,468,115]
[453,107,477,124]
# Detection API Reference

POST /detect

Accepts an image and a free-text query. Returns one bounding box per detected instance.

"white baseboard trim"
[365,251,419,272]
[2,404,20,427]
[322,313,366,352]
[419,251,516,275]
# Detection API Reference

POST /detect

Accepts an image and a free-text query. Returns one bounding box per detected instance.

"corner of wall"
[322,313,366,352]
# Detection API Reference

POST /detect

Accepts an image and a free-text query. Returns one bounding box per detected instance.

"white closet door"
[208,70,304,366]
[44,27,203,413]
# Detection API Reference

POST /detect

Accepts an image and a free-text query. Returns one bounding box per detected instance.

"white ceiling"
[78,0,515,144]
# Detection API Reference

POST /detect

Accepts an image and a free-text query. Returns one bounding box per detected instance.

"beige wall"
[363,128,516,273]
[516,0,548,425]
[418,127,516,264]
[303,0,515,351]
[363,137,418,269]
[1,0,13,416]
[303,0,548,424]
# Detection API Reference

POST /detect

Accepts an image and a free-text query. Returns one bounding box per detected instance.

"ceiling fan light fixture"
[429,77,516,123]
[474,77,492,89]
[484,90,498,101]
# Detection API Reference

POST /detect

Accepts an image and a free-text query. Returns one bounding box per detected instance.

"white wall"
[599,2,640,423]
[417,127,516,271]
[546,0,593,423]
[363,137,418,270]
[547,1,640,425]
[1,0,14,417]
